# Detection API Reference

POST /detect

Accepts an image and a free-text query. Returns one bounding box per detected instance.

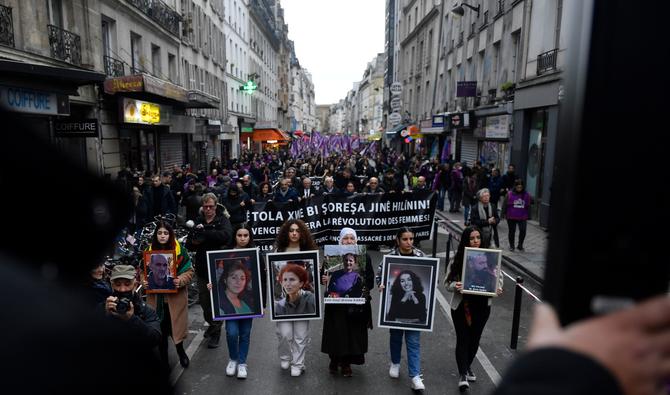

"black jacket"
[98,294,161,348]
[493,348,622,395]
[186,213,232,278]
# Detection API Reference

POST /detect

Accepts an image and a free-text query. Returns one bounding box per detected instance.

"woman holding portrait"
[445,225,503,392]
[273,219,318,377]
[144,221,194,370]
[320,227,374,377]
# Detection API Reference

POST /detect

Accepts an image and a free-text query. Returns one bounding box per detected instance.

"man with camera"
[103,265,161,347]
[186,192,232,348]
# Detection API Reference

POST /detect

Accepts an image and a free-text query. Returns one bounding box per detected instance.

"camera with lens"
[115,297,132,315]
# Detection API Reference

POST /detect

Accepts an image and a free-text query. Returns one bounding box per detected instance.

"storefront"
[103,74,204,175]
[420,115,448,159]
[251,128,290,152]
[513,79,560,227]
[0,60,105,172]
[473,110,512,170]
[448,111,476,165]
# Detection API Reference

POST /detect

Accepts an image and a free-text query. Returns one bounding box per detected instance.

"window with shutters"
[425,29,432,69]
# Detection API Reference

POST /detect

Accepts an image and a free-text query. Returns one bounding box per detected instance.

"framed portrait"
[461,247,502,297]
[143,250,178,294]
[267,250,321,322]
[206,248,264,321]
[322,245,367,304]
[378,255,440,332]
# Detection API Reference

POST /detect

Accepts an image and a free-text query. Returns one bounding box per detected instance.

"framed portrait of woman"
[266,251,321,322]
[206,248,263,320]
[322,244,367,305]
[143,250,178,294]
[461,247,502,297]
[378,255,440,332]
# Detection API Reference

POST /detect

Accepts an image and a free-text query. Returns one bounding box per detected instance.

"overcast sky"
[280,0,385,105]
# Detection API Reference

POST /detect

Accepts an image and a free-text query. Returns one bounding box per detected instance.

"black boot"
[207,332,220,348]
[176,342,189,368]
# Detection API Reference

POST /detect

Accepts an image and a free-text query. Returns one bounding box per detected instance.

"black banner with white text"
[247,191,436,247]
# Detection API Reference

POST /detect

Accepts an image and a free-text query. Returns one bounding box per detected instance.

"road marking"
[169,329,205,387]
[435,289,502,386]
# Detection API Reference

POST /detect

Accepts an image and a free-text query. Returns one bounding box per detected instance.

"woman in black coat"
[320,228,374,377]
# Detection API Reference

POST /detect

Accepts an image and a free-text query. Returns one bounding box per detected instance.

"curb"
[434,211,544,285]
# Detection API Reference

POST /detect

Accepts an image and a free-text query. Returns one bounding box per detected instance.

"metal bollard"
[510,276,524,350]
[432,220,438,258]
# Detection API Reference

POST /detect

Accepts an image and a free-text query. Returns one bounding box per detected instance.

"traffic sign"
[390,82,402,96]
[390,97,402,111]
[389,112,402,125]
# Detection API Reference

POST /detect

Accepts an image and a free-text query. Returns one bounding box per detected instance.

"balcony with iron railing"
[495,0,505,18]
[537,48,558,75]
[1,4,14,47]
[480,10,489,31]
[104,55,126,77]
[48,24,81,66]
[127,0,180,37]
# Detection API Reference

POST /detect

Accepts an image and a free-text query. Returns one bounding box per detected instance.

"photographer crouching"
[102,265,161,346]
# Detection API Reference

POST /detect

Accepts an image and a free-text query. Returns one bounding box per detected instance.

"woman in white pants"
[273,219,319,377]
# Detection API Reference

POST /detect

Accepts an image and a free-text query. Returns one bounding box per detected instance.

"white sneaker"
[236,364,247,379]
[410,375,425,390]
[389,363,400,378]
[280,360,290,370]
[458,374,470,391]
[290,366,304,377]
[225,360,237,376]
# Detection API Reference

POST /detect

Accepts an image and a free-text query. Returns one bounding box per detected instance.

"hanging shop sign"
[449,112,472,129]
[0,85,69,115]
[122,98,165,125]
[456,81,477,97]
[390,96,402,111]
[390,82,403,96]
[53,118,99,138]
[388,112,402,125]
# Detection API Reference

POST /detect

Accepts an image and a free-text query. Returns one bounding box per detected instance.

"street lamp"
[451,2,480,18]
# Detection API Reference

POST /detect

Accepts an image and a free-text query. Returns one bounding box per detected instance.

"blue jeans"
[463,204,472,224]
[226,318,253,364]
[437,187,447,210]
[389,329,421,377]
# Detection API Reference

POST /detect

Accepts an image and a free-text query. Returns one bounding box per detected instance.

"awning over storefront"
[103,74,189,103]
[386,122,407,136]
[252,128,290,142]
[0,59,105,95]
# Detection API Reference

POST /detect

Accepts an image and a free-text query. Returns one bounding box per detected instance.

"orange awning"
[252,128,289,142]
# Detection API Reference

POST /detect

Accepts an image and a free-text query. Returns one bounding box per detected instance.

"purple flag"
[441,139,451,163]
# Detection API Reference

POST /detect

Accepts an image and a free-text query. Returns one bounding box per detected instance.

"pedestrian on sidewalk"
[375,227,427,391]
[320,227,375,378]
[462,167,479,225]
[445,226,503,392]
[449,162,464,213]
[273,219,319,377]
[185,193,232,349]
[144,221,194,370]
[502,180,532,252]
[469,188,501,248]
[435,163,452,211]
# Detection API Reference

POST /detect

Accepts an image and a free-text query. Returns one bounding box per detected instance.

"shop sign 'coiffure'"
[54,119,99,138]
[0,85,70,115]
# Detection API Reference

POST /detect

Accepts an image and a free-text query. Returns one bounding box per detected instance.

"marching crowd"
[92,148,668,395]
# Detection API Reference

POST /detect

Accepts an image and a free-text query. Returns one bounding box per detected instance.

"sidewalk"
[435,206,548,283]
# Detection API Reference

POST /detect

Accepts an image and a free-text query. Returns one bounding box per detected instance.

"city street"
[170,227,543,394]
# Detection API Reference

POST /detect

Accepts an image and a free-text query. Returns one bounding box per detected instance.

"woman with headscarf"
[320,228,375,377]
